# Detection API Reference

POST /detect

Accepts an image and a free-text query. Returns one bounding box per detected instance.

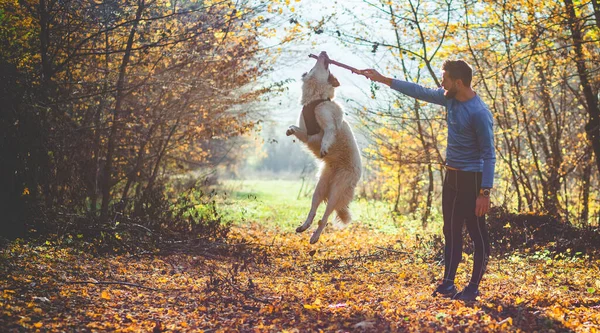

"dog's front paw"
[320,148,328,158]
[286,126,298,136]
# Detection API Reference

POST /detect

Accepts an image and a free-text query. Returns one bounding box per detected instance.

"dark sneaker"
[432,283,458,297]
[452,286,479,301]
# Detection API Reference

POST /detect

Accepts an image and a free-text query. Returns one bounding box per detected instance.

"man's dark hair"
[442,60,473,87]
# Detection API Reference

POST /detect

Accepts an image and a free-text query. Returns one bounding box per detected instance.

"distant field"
[215,179,441,237]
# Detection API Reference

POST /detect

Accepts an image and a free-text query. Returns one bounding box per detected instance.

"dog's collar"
[302,98,330,135]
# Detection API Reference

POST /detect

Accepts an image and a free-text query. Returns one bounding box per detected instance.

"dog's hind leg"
[296,171,329,233]
[309,176,345,244]
[309,198,337,244]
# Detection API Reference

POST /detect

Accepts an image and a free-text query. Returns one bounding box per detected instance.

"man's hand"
[358,69,392,86]
[475,195,491,217]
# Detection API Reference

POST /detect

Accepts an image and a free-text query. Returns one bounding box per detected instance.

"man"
[359,60,495,301]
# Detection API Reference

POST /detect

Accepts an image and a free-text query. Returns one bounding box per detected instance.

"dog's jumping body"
[286,51,362,244]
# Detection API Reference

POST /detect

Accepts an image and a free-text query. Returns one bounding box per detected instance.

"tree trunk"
[564,0,600,175]
[39,0,52,85]
[136,118,180,215]
[393,168,403,213]
[411,101,433,228]
[581,149,592,225]
[120,124,156,208]
[535,64,562,217]
[407,172,420,214]
[591,0,600,29]
[100,0,146,222]
[90,101,102,215]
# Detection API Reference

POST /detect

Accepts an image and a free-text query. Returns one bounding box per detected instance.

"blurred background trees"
[0,0,297,238]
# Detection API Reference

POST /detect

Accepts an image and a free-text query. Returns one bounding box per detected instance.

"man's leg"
[434,170,463,297]
[465,214,490,287]
[453,172,490,301]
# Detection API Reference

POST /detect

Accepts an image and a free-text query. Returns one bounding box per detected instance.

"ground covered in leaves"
[1,222,599,332]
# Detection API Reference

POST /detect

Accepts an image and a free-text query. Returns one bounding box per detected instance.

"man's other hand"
[475,195,491,217]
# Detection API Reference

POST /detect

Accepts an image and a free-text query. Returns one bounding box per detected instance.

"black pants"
[442,169,490,287]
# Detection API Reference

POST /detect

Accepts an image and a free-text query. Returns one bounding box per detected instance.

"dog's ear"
[328,73,340,87]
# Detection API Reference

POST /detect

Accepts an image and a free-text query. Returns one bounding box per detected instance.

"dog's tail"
[335,206,352,225]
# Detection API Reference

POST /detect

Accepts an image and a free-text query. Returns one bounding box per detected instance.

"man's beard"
[444,88,457,100]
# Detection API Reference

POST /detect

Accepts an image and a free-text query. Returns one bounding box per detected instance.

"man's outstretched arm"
[359,69,446,106]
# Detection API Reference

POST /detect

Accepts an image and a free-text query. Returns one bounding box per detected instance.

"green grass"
[215,179,441,236]
[218,179,311,230]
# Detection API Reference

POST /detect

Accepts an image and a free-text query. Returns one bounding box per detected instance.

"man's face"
[441,70,458,99]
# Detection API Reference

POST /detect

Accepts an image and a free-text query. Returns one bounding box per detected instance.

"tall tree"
[564,0,600,175]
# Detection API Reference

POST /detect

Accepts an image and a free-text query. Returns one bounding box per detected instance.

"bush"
[486,206,600,256]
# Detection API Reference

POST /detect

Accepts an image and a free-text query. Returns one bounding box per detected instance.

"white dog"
[286,51,362,244]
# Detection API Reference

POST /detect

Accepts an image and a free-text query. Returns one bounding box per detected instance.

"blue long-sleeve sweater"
[390,79,496,188]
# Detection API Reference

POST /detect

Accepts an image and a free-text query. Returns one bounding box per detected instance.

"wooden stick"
[309,54,363,75]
